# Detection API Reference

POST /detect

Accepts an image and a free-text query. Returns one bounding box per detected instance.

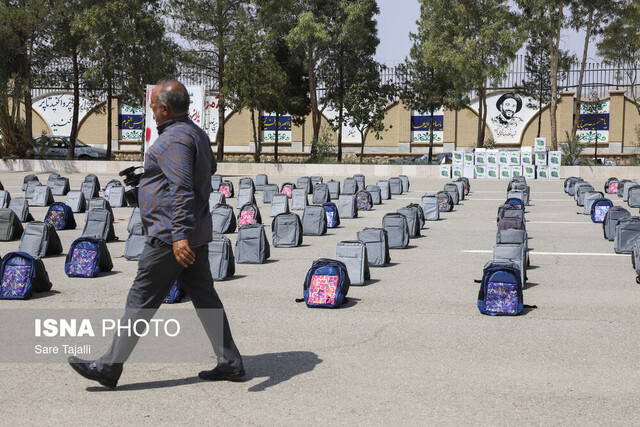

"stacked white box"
[508,151,521,165]
[453,151,464,165]
[510,166,523,177]
[453,165,463,178]
[475,165,487,179]
[537,165,549,179]
[487,165,499,179]
[475,149,487,166]
[549,166,561,179]
[498,150,510,168]
[499,166,511,179]
[534,137,546,152]
[463,166,475,178]
[440,165,452,179]
[486,150,499,167]
[535,151,547,165]
[464,152,475,166]
[548,151,562,167]
[523,165,536,179]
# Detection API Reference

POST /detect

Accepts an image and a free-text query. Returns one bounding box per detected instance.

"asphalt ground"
[0,171,638,425]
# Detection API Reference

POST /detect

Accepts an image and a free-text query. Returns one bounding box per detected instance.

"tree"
[597,0,640,115]
[342,61,393,163]
[568,0,617,140]
[171,0,247,162]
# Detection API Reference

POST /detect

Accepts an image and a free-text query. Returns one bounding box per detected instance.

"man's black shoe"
[68,356,118,388]
[198,364,246,382]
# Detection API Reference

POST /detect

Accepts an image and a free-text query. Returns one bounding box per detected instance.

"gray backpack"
[451,181,464,201]
[24,180,39,199]
[335,240,370,286]
[211,203,237,234]
[107,185,127,207]
[127,207,142,233]
[80,180,99,200]
[583,191,604,214]
[270,193,290,218]
[52,177,70,196]
[397,207,420,238]
[312,183,330,205]
[19,221,63,258]
[46,173,60,188]
[255,174,268,192]
[353,174,366,192]
[209,235,235,280]
[236,187,256,209]
[310,176,323,188]
[65,191,86,213]
[235,223,270,264]
[493,242,527,285]
[399,175,410,192]
[342,178,358,195]
[291,188,308,211]
[82,208,117,241]
[272,212,303,248]
[577,185,595,206]
[263,184,279,204]
[338,194,357,219]
[211,174,222,191]
[31,185,54,207]
[623,182,639,202]
[209,191,226,210]
[628,187,640,208]
[376,180,391,200]
[443,183,460,205]
[296,177,312,195]
[85,198,113,220]
[382,213,409,249]
[389,177,403,195]
[9,198,34,222]
[239,177,255,193]
[124,222,146,260]
[327,180,341,199]
[497,204,525,223]
[302,205,327,236]
[614,216,640,254]
[0,190,11,209]
[0,208,23,241]
[365,185,381,205]
[421,194,440,221]
[508,187,529,206]
[22,174,39,191]
[632,238,640,282]
[496,229,529,266]
[356,227,390,267]
[603,207,630,241]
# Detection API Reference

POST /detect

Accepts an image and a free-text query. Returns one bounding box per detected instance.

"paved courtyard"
[0,170,638,425]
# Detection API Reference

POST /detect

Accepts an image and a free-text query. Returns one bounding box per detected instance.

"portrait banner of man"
[472,92,537,144]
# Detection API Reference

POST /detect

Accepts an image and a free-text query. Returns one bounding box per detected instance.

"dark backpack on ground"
[52,177,70,196]
[591,198,613,223]
[382,213,410,248]
[235,223,270,264]
[65,237,113,277]
[365,185,381,205]
[355,190,373,211]
[421,194,440,221]
[9,198,34,222]
[270,193,289,218]
[296,177,312,195]
[614,216,640,254]
[211,203,237,234]
[323,202,340,228]
[497,204,525,223]
[335,240,370,286]
[65,191,86,213]
[505,198,525,210]
[342,178,357,195]
[31,185,54,207]
[219,180,235,198]
[399,175,410,193]
[338,194,357,219]
[82,208,117,241]
[376,180,391,200]
[0,190,10,209]
[263,184,279,203]
[124,222,146,261]
[0,252,52,299]
[19,221,63,258]
[255,174,268,192]
[302,205,328,236]
[271,212,303,248]
[356,227,390,267]
[209,235,235,280]
[0,209,23,241]
[327,180,340,199]
[301,258,350,308]
[389,177,403,195]
[605,177,619,194]
[238,202,263,226]
[477,260,524,316]
[498,216,525,232]
[312,183,330,205]
[436,191,453,212]
[281,182,295,198]
[44,202,76,230]
[22,174,40,191]
[397,207,421,238]
[603,206,630,241]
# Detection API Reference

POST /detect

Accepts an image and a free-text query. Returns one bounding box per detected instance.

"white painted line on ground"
[526,221,590,224]
[463,250,627,257]
[473,198,569,202]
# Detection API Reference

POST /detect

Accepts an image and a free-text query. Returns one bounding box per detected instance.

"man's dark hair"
[495,92,522,113]
[156,80,190,113]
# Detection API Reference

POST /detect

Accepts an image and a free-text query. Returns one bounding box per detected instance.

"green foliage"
[307,127,336,163]
[0,84,30,158]
[559,131,587,165]
[482,138,496,149]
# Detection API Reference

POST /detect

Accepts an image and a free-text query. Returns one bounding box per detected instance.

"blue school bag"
[65,237,113,278]
[590,198,613,223]
[505,197,525,210]
[0,252,52,299]
[477,260,524,316]
[44,202,76,230]
[322,202,341,228]
[163,281,184,304]
[300,259,350,308]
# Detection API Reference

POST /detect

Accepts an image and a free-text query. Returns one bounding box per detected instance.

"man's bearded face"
[501,98,518,119]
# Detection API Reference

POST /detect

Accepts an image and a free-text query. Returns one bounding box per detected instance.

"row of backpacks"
[564,176,640,284]
[300,177,473,308]
[477,176,531,316]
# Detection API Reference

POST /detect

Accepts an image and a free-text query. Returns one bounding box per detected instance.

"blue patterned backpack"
[590,198,613,223]
[299,259,350,308]
[44,202,76,230]
[322,202,340,228]
[0,252,52,299]
[477,260,524,316]
[65,237,113,278]
[355,190,372,211]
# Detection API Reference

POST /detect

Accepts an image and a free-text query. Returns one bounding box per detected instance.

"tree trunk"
[428,109,434,163]
[23,48,32,143]
[476,88,484,148]
[250,108,260,163]
[337,56,344,162]
[570,9,594,139]
[548,3,563,151]
[68,49,80,160]
[216,10,225,162]
[274,112,279,163]
[481,88,488,144]
[106,63,113,161]
[308,47,320,159]
[359,130,366,164]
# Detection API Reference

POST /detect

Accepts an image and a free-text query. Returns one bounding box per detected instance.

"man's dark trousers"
[96,237,243,376]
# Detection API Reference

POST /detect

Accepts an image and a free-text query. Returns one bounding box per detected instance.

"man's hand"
[173,239,196,267]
